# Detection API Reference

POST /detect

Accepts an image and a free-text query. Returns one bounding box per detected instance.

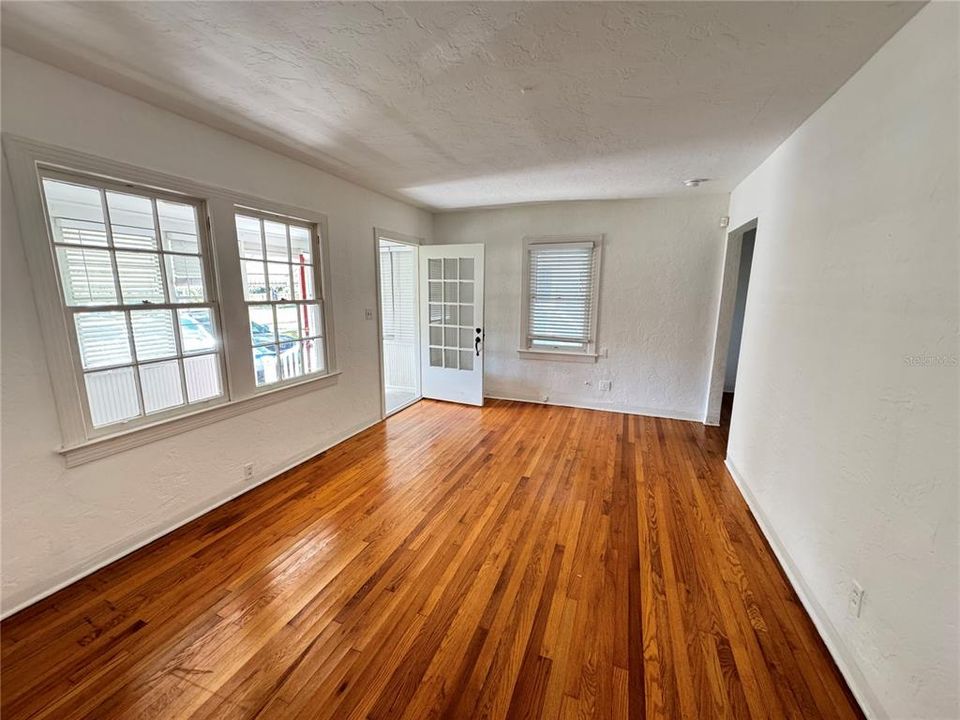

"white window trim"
[57,372,342,468]
[3,135,339,465]
[38,165,230,436]
[234,206,329,392]
[518,233,603,362]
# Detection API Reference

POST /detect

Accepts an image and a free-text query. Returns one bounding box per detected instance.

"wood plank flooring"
[0,399,864,719]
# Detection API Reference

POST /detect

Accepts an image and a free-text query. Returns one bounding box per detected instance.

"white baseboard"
[1,415,382,620]
[486,392,701,422]
[723,457,884,720]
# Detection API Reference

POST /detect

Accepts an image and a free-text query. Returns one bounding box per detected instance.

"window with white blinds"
[40,171,225,429]
[8,139,340,460]
[379,242,417,346]
[521,235,602,356]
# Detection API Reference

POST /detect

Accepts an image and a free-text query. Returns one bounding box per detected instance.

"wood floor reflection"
[0,399,863,719]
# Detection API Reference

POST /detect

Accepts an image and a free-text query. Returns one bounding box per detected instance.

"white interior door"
[420,244,484,405]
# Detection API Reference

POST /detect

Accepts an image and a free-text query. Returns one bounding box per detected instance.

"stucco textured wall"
[726,5,958,718]
[0,50,433,613]
[434,196,729,419]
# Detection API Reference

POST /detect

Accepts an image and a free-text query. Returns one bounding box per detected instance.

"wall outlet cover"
[848,581,864,618]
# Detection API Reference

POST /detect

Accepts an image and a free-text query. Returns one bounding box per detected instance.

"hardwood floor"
[1,399,863,719]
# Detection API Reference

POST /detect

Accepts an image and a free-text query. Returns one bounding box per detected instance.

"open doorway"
[704,221,757,436]
[723,227,756,420]
[376,230,421,416]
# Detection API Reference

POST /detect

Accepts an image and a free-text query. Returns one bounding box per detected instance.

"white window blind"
[40,173,225,430]
[379,243,417,344]
[378,240,419,396]
[7,139,340,460]
[525,239,598,352]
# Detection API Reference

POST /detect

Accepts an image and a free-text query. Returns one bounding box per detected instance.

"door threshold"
[384,395,422,418]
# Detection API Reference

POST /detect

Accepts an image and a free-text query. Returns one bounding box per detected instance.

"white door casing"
[419,244,484,406]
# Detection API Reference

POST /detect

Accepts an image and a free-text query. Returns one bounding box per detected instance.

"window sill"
[517,349,598,364]
[59,370,341,467]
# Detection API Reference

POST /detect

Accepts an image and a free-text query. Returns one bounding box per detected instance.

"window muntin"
[41,174,224,429]
[523,238,600,354]
[235,212,326,387]
[5,140,340,459]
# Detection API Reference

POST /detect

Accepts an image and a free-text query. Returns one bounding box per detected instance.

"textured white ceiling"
[1,2,921,210]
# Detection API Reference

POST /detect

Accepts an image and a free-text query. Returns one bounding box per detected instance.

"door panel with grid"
[420,244,483,406]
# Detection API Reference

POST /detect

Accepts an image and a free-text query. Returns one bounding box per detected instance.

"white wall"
[0,50,433,613]
[433,196,729,419]
[725,5,958,719]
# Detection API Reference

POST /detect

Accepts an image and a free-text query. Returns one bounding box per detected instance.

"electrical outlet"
[848,581,864,618]
[599,347,609,359]
[599,380,612,392]
[364,308,374,321]
[243,463,254,481]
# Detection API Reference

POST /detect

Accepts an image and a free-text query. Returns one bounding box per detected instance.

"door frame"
[703,218,758,425]
[374,228,423,419]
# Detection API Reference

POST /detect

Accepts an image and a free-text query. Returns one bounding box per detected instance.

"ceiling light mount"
[683,178,710,188]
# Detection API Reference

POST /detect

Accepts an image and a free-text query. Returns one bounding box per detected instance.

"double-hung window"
[520,234,602,359]
[40,171,224,429]
[6,138,338,464]
[235,212,326,387]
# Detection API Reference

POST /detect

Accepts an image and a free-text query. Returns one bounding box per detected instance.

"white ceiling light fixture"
[684,178,710,188]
